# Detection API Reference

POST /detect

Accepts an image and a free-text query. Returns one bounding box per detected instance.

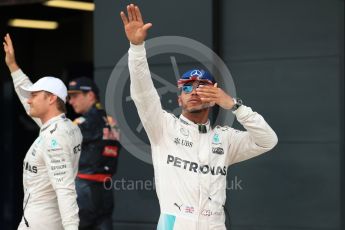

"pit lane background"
[0,0,344,230]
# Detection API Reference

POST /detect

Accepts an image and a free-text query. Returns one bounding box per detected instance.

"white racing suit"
[128,43,278,230]
[12,70,82,230]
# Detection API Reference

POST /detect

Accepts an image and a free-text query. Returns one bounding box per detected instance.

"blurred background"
[0,0,343,229]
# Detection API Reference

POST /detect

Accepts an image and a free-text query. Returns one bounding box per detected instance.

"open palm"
[3,33,19,72]
[120,4,152,45]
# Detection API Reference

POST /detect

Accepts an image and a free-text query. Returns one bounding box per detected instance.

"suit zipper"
[23,193,30,227]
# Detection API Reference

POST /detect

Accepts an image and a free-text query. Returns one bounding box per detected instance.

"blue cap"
[68,77,99,96]
[177,69,215,88]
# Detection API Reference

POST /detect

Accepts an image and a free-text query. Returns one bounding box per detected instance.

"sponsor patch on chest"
[173,137,193,148]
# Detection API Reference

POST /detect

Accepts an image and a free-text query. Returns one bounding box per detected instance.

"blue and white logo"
[51,139,59,149]
[191,70,202,77]
[212,134,221,144]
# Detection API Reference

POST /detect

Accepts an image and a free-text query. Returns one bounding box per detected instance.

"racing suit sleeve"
[128,43,164,144]
[11,69,42,127]
[227,105,278,165]
[43,133,79,230]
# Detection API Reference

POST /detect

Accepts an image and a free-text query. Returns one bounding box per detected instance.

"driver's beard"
[185,103,211,113]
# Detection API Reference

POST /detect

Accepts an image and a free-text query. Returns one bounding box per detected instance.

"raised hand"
[3,33,19,73]
[196,83,235,110]
[120,4,152,45]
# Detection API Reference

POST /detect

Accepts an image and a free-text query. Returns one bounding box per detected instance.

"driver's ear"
[178,96,182,107]
[49,94,58,105]
[85,91,96,102]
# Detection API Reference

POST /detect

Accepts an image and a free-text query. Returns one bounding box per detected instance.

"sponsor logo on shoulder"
[49,124,58,134]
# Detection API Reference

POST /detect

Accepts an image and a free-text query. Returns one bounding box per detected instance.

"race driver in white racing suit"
[121,4,278,230]
[3,33,82,230]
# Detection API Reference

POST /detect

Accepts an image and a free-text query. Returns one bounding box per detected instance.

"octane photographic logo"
[105,36,236,164]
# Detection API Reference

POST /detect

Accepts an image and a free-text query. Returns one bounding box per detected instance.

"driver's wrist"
[130,42,145,53]
[228,97,235,109]
[8,63,19,73]
[130,41,144,45]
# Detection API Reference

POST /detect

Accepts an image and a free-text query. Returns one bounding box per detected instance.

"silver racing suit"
[128,43,278,230]
[12,69,82,230]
